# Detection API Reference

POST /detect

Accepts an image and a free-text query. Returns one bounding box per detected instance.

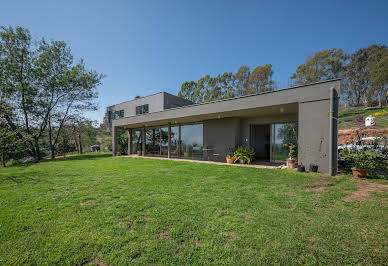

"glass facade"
[271,123,298,161]
[170,126,180,157]
[130,123,203,160]
[131,129,142,154]
[180,124,203,160]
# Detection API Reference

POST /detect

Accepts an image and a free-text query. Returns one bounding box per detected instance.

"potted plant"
[284,143,296,169]
[297,164,305,172]
[341,149,387,178]
[233,147,255,164]
[137,150,142,156]
[309,137,326,173]
[309,164,318,172]
[226,147,235,164]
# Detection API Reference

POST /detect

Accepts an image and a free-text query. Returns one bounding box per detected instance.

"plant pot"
[297,165,305,172]
[351,168,368,178]
[309,164,318,172]
[226,156,235,164]
[117,152,121,156]
[287,158,296,164]
[137,151,142,156]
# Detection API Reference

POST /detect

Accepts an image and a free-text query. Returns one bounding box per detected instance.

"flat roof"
[112,79,341,128]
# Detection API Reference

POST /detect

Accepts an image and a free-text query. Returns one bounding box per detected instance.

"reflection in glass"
[131,129,142,154]
[130,123,204,160]
[170,126,180,157]
[271,123,298,161]
[180,124,203,160]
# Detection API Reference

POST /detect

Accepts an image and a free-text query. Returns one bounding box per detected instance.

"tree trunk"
[33,138,41,163]
[48,114,55,159]
[78,133,83,154]
[378,92,382,107]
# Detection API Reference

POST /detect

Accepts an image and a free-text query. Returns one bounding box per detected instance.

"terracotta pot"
[226,156,235,164]
[351,168,367,178]
[287,158,296,164]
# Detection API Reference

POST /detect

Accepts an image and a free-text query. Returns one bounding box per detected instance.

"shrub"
[226,147,235,157]
[233,147,255,164]
[341,149,387,171]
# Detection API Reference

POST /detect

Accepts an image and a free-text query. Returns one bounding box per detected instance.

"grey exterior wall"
[203,118,240,161]
[298,100,331,173]
[163,92,194,110]
[106,92,193,132]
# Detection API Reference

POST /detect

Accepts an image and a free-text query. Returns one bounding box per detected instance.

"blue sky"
[1,0,387,122]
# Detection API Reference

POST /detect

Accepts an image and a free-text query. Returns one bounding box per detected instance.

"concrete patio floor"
[122,155,283,169]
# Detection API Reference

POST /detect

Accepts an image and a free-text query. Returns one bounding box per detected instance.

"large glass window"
[131,129,142,154]
[130,123,203,160]
[160,127,169,156]
[271,123,298,161]
[170,126,180,157]
[146,128,161,156]
[180,124,203,160]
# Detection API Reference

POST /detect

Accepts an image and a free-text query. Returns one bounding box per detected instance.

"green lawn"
[0,153,387,265]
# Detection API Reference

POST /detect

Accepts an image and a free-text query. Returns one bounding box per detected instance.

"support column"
[141,126,146,156]
[168,123,171,158]
[178,125,181,157]
[112,126,118,156]
[329,87,339,176]
[128,129,132,155]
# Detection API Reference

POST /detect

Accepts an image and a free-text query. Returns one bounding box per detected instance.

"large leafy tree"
[369,46,388,107]
[343,45,387,106]
[291,48,348,85]
[247,64,274,93]
[0,26,103,161]
[234,65,250,96]
[178,81,197,103]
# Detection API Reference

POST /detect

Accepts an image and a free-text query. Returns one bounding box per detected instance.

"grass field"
[0,153,387,265]
[339,107,388,129]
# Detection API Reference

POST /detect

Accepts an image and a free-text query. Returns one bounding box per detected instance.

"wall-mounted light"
[280,107,284,113]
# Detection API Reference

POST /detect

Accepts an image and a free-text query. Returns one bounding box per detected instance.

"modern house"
[107,79,340,175]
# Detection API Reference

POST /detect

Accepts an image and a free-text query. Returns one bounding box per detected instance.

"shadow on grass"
[0,171,54,185]
[47,153,112,163]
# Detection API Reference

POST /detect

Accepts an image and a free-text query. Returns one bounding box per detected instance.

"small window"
[113,110,124,120]
[136,104,149,115]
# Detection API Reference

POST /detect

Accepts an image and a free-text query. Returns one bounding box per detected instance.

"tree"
[234,66,250,96]
[0,26,45,161]
[343,45,387,106]
[178,81,197,102]
[0,120,23,167]
[0,26,103,161]
[291,48,347,85]
[247,64,274,93]
[46,60,102,159]
[369,47,388,106]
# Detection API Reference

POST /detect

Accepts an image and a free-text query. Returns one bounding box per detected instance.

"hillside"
[338,107,388,145]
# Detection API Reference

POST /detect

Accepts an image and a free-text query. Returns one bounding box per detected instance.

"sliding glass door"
[271,123,298,161]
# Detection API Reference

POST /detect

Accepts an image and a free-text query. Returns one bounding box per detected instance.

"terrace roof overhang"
[112,79,341,129]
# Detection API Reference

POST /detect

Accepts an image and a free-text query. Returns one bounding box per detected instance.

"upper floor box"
[105,92,193,132]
